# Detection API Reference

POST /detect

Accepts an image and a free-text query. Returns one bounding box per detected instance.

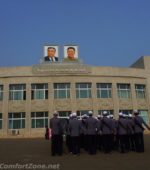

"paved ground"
[0,135,150,170]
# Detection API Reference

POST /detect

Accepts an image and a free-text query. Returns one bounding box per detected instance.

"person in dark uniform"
[44,47,58,62]
[65,114,73,153]
[117,112,129,153]
[126,114,135,151]
[69,112,81,155]
[96,115,103,151]
[133,110,150,153]
[109,114,116,151]
[80,114,87,150]
[81,114,89,151]
[50,111,63,156]
[86,111,98,155]
[101,111,113,153]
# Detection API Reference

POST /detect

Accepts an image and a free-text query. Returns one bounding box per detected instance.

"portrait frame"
[43,45,59,62]
[64,45,78,59]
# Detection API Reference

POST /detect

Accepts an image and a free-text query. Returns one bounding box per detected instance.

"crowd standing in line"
[48,110,150,156]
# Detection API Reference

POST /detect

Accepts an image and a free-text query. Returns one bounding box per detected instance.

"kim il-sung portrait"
[44,45,59,62]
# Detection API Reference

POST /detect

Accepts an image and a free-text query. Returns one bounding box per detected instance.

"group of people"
[48,110,150,156]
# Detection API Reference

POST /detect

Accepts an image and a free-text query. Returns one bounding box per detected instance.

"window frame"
[117,84,131,99]
[8,112,25,129]
[9,84,26,101]
[31,83,48,100]
[54,83,70,99]
[58,111,71,119]
[31,112,48,128]
[135,84,146,99]
[76,83,92,98]
[97,83,112,98]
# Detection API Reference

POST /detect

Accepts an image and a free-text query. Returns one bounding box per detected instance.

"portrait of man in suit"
[44,46,59,62]
[64,45,78,60]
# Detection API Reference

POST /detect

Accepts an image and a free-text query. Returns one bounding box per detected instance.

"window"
[0,85,3,101]
[9,84,26,100]
[97,83,112,98]
[31,112,48,128]
[0,113,2,129]
[119,110,133,115]
[135,84,146,99]
[77,110,92,119]
[139,110,149,125]
[76,83,92,98]
[54,83,70,99]
[31,83,48,100]
[117,84,131,99]
[58,111,71,118]
[8,112,25,129]
[98,110,114,115]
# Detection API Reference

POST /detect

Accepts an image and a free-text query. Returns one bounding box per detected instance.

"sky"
[0,0,150,67]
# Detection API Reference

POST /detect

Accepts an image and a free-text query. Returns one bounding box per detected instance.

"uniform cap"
[102,111,108,116]
[110,114,114,118]
[72,112,77,117]
[81,114,86,119]
[129,114,132,117]
[133,110,139,113]
[53,111,58,115]
[133,110,139,115]
[88,111,93,115]
[107,115,110,118]
[97,115,101,118]
[69,113,73,118]
[119,112,123,116]
[122,114,127,117]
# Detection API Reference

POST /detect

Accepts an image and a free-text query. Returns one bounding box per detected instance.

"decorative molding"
[32,62,91,75]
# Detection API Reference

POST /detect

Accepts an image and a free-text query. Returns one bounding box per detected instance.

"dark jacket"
[69,118,81,137]
[44,56,58,62]
[86,116,98,135]
[50,117,62,135]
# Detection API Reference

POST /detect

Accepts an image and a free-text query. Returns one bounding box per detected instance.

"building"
[0,56,150,137]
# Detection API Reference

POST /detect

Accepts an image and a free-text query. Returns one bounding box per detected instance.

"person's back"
[50,117,62,135]
[86,116,98,135]
[117,117,128,135]
[69,118,81,137]
[50,112,63,156]
[101,117,113,134]
[127,117,135,134]
[80,119,87,135]
[134,115,146,133]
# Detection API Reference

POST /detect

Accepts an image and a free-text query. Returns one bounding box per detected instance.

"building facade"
[0,56,150,137]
